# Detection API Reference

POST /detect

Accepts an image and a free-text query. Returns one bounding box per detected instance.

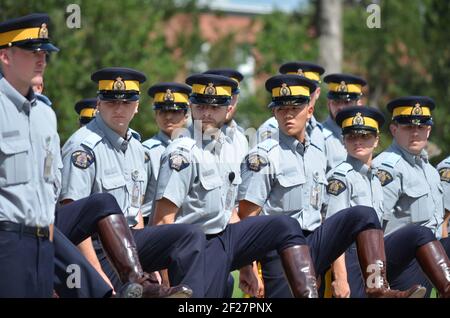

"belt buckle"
[36,227,45,238]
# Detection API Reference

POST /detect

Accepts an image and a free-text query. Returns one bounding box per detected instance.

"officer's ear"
[425,125,432,138]
[356,99,363,106]
[0,48,10,67]
[389,123,398,136]
[134,101,139,114]
[313,87,321,101]
[374,134,380,149]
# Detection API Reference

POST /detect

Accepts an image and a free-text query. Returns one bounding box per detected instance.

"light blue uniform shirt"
[238,131,327,232]
[437,156,450,212]
[60,114,149,225]
[155,131,241,235]
[373,141,444,239]
[141,131,172,217]
[322,116,347,172]
[0,75,62,227]
[325,155,384,224]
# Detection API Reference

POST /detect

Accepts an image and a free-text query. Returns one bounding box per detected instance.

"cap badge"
[164,89,174,102]
[338,81,348,93]
[280,83,291,96]
[412,103,423,115]
[113,77,125,91]
[38,23,48,39]
[205,83,216,95]
[297,68,304,76]
[352,112,365,126]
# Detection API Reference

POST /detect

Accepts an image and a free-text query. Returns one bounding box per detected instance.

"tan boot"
[280,245,318,298]
[416,240,450,298]
[97,214,192,298]
[356,229,426,298]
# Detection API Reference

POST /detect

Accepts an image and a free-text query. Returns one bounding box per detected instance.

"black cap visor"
[189,94,231,106]
[393,116,433,126]
[268,96,310,108]
[98,90,140,102]
[327,91,361,101]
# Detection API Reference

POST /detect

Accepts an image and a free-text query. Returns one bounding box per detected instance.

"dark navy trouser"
[0,230,53,297]
[202,214,306,298]
[54,193,121,298]
[261,206,381,298]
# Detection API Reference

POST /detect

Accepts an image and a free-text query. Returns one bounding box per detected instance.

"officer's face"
[155,109,188,138]
[344,132,379,163]
[274,102,313,141]
[390,123,431,155]
[191,104,230,131]
[0,47,46,87]
[328,98,362,119]
[97,100,138,135]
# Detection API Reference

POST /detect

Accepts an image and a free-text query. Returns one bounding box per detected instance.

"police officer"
[257,61,325,152]
[0,13,60,297]
[141,82,190,225]
[60,67,203,297]
[322,73,366,171]
[373,96,450,296]
[238,74,424,298]
[74,97,97,127]
[437,156,450,238]
[202,69,250,297]
[153,73,319,298]
[326,106,450,298]
[203,68,249,159]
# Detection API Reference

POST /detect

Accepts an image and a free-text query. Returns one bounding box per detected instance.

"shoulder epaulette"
[143,138,162,151]
[333,162,353,177]
[381,152,401,169]
[81,131,103,150]
[257,138,278,152]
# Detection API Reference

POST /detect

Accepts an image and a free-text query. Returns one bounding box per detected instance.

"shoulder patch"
[438,168,450,183]
[71,150,94,169]
[326,179,347,196]
[169,152,190,171]
[376,169,393,186]
[246,153,268,172]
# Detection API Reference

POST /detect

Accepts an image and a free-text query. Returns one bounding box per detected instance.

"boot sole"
[408,286,427,298]
[165,287,193,298]
[120,282,144,298]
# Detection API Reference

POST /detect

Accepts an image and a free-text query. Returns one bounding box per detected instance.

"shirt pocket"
[102,173,127,200]
[198,168,223,216]
[276,170,305,212]
[0,138,30,186]
[404,184,433,222]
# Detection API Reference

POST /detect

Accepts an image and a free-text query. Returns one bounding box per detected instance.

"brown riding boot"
[356,229,426,298]
[97,214,192,298]
[416,240,450,298]
[280,245,319,298]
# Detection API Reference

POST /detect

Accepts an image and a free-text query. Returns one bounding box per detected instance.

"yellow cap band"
[98,80,140,92]
[154,92,189,104]
[392,106,431,117]
[80,108,96,118]
[342,116,379,132]
[286,71,321,82]
[192,84,232,96]
[272,85,310,98]
[0,27,41,46]
[328,82,362,94]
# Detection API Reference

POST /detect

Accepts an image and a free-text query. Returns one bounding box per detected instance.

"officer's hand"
[331,279,350,298]
[239,265,259,296]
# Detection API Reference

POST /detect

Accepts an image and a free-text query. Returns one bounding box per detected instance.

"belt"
[0,221,50,238]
